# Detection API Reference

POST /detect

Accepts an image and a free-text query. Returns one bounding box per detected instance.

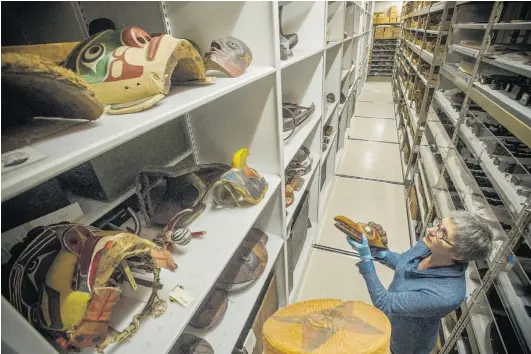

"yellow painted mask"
[64,27,214,115]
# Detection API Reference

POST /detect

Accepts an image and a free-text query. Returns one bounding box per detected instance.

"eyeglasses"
[430,219,453,246]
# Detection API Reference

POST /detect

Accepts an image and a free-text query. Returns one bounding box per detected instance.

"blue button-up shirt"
[358,241,467,354]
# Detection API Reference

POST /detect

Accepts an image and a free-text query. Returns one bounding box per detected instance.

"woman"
[348,211,493,354]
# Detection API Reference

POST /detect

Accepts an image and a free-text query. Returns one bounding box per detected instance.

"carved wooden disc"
[263,299,391,354]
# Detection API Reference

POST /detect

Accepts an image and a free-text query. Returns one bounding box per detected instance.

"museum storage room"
[2,1,531,354]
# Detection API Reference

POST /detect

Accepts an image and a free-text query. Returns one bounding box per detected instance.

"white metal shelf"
[286,157,320,228]
[417,154,433,207]
[326,40,343,50]
[73,149,194,225]
[455,21,531,30]
[443,149,508,262]
[404,39,439,66]
[474,82,531,131]
[281,48,324,69]
[81,176,281,354]
[419,145,443,189]
[453,23,488,30]
[399,2,531,349]
[283,112,322,169]
[496,271,531,350]
[324,100,339,125]
[321,131,338,166]
[464,266,495,354]
[401,1,446,20]
[441,317,468,354]
[449,44,479,58]
[289,221,317,304]
[458,123,526,219]
[441,64,531,148]
[405,190,418,246]
[186,232,284,353]
[413,174,427,224]
[434,90,526,220]
[481,56,531,78]
[1,66,276,202]
[405,28,445,35]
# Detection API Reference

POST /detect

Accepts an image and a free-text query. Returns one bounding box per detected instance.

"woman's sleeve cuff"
[356,260,376,274]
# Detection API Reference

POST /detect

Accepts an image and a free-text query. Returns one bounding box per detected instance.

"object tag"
[169,286,194,307]
[2,146,48,174]
[244,329,257,353]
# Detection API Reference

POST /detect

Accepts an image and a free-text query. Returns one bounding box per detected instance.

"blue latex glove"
[372,248,387,261]
[346,235,373,261]
[346,235,387,261]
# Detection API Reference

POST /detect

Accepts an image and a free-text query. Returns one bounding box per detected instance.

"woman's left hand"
[346,235,373,261]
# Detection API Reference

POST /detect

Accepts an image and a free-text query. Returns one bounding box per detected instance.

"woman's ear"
[450,252,466,261]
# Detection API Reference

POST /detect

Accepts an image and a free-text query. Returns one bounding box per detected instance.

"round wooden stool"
[263,299,391,354]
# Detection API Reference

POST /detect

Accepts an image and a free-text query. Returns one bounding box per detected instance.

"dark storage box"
[287,190,310,292]
[1,178,70,232]
[58,118,189,201]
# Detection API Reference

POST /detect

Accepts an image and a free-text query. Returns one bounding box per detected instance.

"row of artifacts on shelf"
[2,149,271,353]
[457,41,531,69]
[402,1,432,14]
[279,4,298,61]
[180,227,270,354]
[323,125,335,152]
[448,56,531,102]
[404,16,451,32]
[374,27,399,40]
[478,74,531,107]
[285,146,312,208]
[3,22,254,124]
[282,102,316,141]
[403,31,446,57]
[401,75,427,116]
[444,249,531,354]
[326,92,347,106]
[283,122,333,209]
[439,88,531,199]
[402,47,440,84]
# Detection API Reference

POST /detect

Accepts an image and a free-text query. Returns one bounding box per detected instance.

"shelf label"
[244,329,257,353]
[169,286,194,307]
[2,146,48,174]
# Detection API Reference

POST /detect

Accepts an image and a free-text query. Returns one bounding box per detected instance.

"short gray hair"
[449,211,493,262]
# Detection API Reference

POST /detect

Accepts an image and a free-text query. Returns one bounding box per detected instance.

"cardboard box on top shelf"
[374,12,385,18]
[389,17,398,23]
[384,27,398,39]
[375,17,390,24]
[389,5,398,17]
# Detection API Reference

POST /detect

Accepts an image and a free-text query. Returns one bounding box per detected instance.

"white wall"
[373,1,403,16]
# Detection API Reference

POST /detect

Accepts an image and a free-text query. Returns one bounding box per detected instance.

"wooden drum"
[263,299,391,354]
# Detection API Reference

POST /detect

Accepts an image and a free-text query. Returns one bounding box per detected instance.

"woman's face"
[423,217,460,260]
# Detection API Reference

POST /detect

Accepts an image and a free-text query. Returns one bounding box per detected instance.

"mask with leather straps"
[211,148,269,208]
[2,222,176,353]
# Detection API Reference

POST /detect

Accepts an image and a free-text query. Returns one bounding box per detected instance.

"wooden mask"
[204,37,252,77]
[64,27,213,114]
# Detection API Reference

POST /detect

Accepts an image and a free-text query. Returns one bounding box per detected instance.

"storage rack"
[394,2,531,354]
[369,23,400,76]
[1,1,373,353]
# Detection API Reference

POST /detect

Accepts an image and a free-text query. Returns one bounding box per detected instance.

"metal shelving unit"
[369,23,400,76]
[394,2,531,354]
[1,2,375,354]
